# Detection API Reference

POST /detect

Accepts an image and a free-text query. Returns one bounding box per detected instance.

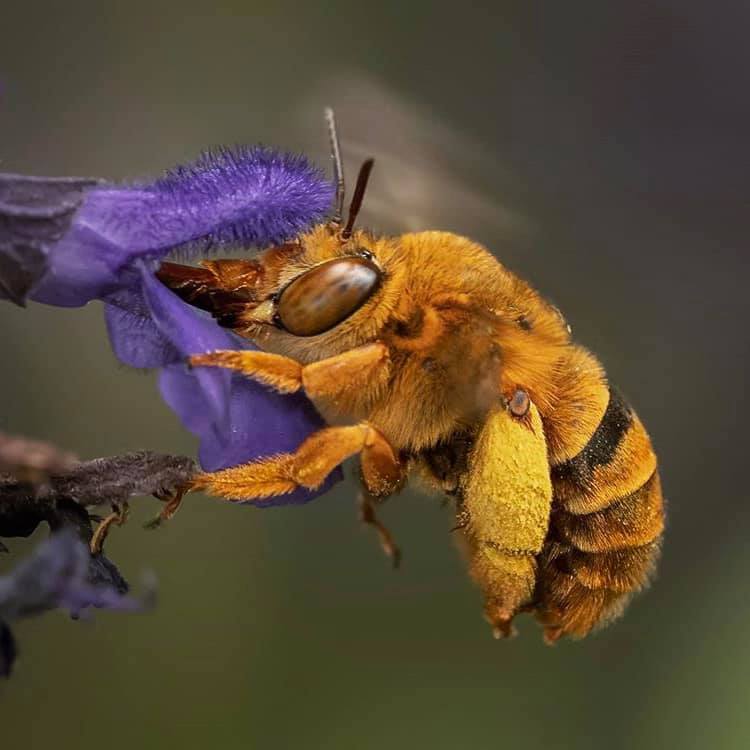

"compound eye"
[508,389,530,417]
[276,257,381,337]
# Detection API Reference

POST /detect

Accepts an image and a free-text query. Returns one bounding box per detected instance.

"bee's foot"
[483,604,518,640]
[358,491,401,569]
[542,625,564,645]
[145,486,187,530]
[90,502,129,554]
[488,618,517,640]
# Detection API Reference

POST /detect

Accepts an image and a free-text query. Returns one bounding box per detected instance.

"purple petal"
[160,369,341,506]
[138,264,232,427]
[0,173,100,305]
[159,364,226,447]
[0,530,148,622]
[152,147,334,250]
[104,286,180,368]
[188,371,342,506]
[30,148,333,306]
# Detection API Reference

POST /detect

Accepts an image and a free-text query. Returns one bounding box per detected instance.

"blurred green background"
[2,2,749,748]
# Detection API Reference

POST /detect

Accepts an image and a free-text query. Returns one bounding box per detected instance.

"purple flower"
[0,148,342,504]
[30,148,333,307]
[0,530,153,677]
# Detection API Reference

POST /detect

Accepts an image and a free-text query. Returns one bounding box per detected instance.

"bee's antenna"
[341,158,374,240]
[325,107,345,226]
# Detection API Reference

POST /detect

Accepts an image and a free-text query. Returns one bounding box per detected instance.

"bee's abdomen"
[551,388,658,514]
[536,375,664,640]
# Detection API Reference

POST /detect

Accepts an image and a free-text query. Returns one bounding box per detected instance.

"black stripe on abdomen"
[552,387,632,487]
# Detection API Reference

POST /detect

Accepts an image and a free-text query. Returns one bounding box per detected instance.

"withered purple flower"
[0,174,100,305]
[0,147,341,503]
[0,530,153,677]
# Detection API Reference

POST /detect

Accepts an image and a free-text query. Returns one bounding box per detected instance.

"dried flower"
[0,174,100,305]
[0,449,198,540]
[0,530,154,677]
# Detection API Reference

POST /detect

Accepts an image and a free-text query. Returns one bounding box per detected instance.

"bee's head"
[232,113,405,360]
[242,212,405,363]
[158,110,407,361]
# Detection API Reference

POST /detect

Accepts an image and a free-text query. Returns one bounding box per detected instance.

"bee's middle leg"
[356,431,406,566]
[191,422,401,502]
[189,343,403,539]
[358,489,402,568]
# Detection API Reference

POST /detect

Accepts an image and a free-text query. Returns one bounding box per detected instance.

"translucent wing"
[297,72,529,240]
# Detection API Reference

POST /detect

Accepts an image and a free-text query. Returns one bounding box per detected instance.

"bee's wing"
[297,72,529,240]
[0,174,101,305]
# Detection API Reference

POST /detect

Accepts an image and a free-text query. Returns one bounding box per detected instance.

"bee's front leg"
[189,342,390,400]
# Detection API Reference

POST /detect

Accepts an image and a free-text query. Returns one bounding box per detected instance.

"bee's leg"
[471,548,538,639]
[90,501,130,554]
[189,343,389,399]
[355,435,406,566]
[144,484,189,530]
[358,489,402,568]
[191,422,399,502]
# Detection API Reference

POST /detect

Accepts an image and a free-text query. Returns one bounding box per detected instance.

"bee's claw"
[483,602,518,640]
[358,490,401,569]
[488,618,517,640]
[143,514,163,531]
[145,486,188,530]
[90,502,129,554]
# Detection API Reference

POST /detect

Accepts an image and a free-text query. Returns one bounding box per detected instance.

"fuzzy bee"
[155,110,665,642]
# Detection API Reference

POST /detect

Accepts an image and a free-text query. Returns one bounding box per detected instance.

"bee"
[157,110,664,642]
